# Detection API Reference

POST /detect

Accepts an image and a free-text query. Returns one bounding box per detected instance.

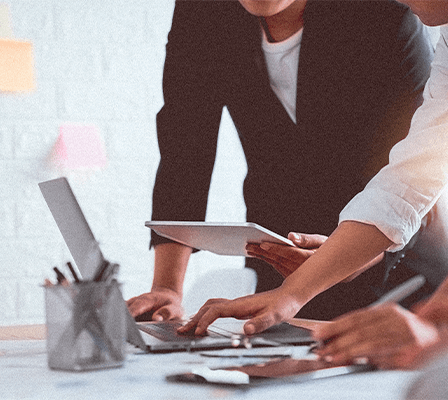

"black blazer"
[152,0,432,242]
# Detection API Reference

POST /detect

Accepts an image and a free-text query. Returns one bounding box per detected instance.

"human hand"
[313,303,441,369]
[177,286,303,336]
[246,232,327,277]
[415,278,448,324]
[126,287,184,322]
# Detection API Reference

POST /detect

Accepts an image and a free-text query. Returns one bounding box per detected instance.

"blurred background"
[0,0,248,326]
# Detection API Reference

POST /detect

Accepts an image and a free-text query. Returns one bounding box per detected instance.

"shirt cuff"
[339,188,422,252]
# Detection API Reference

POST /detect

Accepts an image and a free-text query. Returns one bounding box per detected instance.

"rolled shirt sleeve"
[340,26,448,252]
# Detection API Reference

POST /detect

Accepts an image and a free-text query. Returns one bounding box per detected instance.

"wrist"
[153,242,191,296]
[151,284,183,297]
[279,277,310,310]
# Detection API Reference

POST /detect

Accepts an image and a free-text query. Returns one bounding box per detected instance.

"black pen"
[93,260,111,282]
[66,261,80,283]
[53,266,68,285]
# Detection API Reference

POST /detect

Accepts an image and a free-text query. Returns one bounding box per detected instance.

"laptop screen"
[39,177,104,281]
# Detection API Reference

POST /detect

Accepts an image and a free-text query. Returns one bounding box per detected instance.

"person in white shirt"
[180,1,448,359]
[311,0,448,368]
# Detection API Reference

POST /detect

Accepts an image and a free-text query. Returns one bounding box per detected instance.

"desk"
[0,324,421,400]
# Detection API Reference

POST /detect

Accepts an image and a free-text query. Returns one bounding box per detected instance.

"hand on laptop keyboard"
[127,287,184,322]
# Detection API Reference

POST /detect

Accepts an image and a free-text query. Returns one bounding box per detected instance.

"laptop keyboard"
[139,321,228,342]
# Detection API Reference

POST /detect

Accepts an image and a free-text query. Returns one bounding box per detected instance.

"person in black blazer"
[127,0,433,322]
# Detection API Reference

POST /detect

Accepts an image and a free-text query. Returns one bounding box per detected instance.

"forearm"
[151,243,193,296]
[282,221,393,306]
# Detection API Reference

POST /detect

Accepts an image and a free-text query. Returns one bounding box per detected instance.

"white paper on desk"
[191,367,250,385]
[200,345,315,359]
[199,346,318,369]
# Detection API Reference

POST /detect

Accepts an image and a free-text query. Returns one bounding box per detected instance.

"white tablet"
[145,221,294,256]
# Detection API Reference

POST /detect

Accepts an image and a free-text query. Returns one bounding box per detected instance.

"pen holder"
[44,280,126,371]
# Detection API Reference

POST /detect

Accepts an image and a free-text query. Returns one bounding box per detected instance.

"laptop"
[39,177,313,353]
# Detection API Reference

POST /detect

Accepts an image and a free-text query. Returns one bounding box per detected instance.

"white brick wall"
[3,1,437,327]
[0,0,247,326]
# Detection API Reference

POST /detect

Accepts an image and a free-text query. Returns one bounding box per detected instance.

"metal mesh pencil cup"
[45,280,126,371]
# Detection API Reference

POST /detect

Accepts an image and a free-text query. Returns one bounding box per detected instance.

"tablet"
[145,221,294,256]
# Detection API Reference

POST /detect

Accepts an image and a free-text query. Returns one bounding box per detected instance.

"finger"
[246,244,288,262]
[178,309,208,333]
[259,242,314,263]
[317,326,368,362]
[318,327,385,364]
[244,311,281,335]
[288,232,327,249]
[313,318,353,341]
[152,304,183,322]
[126,295,138,306]
[246,246,285,266]
[246,248,277,264]
[322,333,391,365]
[152,307,169,322]
[178,299,229,333]
[247,246,309,277]
[193,305,231,335]
[248,252,299,277]
[127,296,157,318]
[314,310,380,343]
[248,242,314,268]
[247,247,294,276]
[317,310,407,364]
[246,243,263,255]
[193,297,265,335]
[178,317,199,333]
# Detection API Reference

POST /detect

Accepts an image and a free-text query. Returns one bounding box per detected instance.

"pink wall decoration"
[51,125,107,171]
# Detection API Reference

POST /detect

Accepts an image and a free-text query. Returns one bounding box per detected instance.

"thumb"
[152,306,172,322]
[244,313,278,335]
[289,232,327,249]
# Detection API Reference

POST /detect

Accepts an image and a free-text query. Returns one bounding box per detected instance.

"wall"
[0,1,441,326]
[0,0,247,326]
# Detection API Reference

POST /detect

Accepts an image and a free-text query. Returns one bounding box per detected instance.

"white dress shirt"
[339,25,448,284]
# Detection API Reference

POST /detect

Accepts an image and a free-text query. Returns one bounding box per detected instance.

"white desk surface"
[0,335,420,400]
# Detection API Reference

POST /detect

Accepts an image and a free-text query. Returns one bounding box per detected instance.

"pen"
[93,261,119,283]
[93,260,110,282]
[66,261,80,283]
[53,267,68,285]
[369,274,426,307]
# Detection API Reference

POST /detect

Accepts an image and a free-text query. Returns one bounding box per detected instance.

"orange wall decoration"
[0,39,35,92]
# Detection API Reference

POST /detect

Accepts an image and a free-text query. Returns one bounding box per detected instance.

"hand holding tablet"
[145,221,294,256]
